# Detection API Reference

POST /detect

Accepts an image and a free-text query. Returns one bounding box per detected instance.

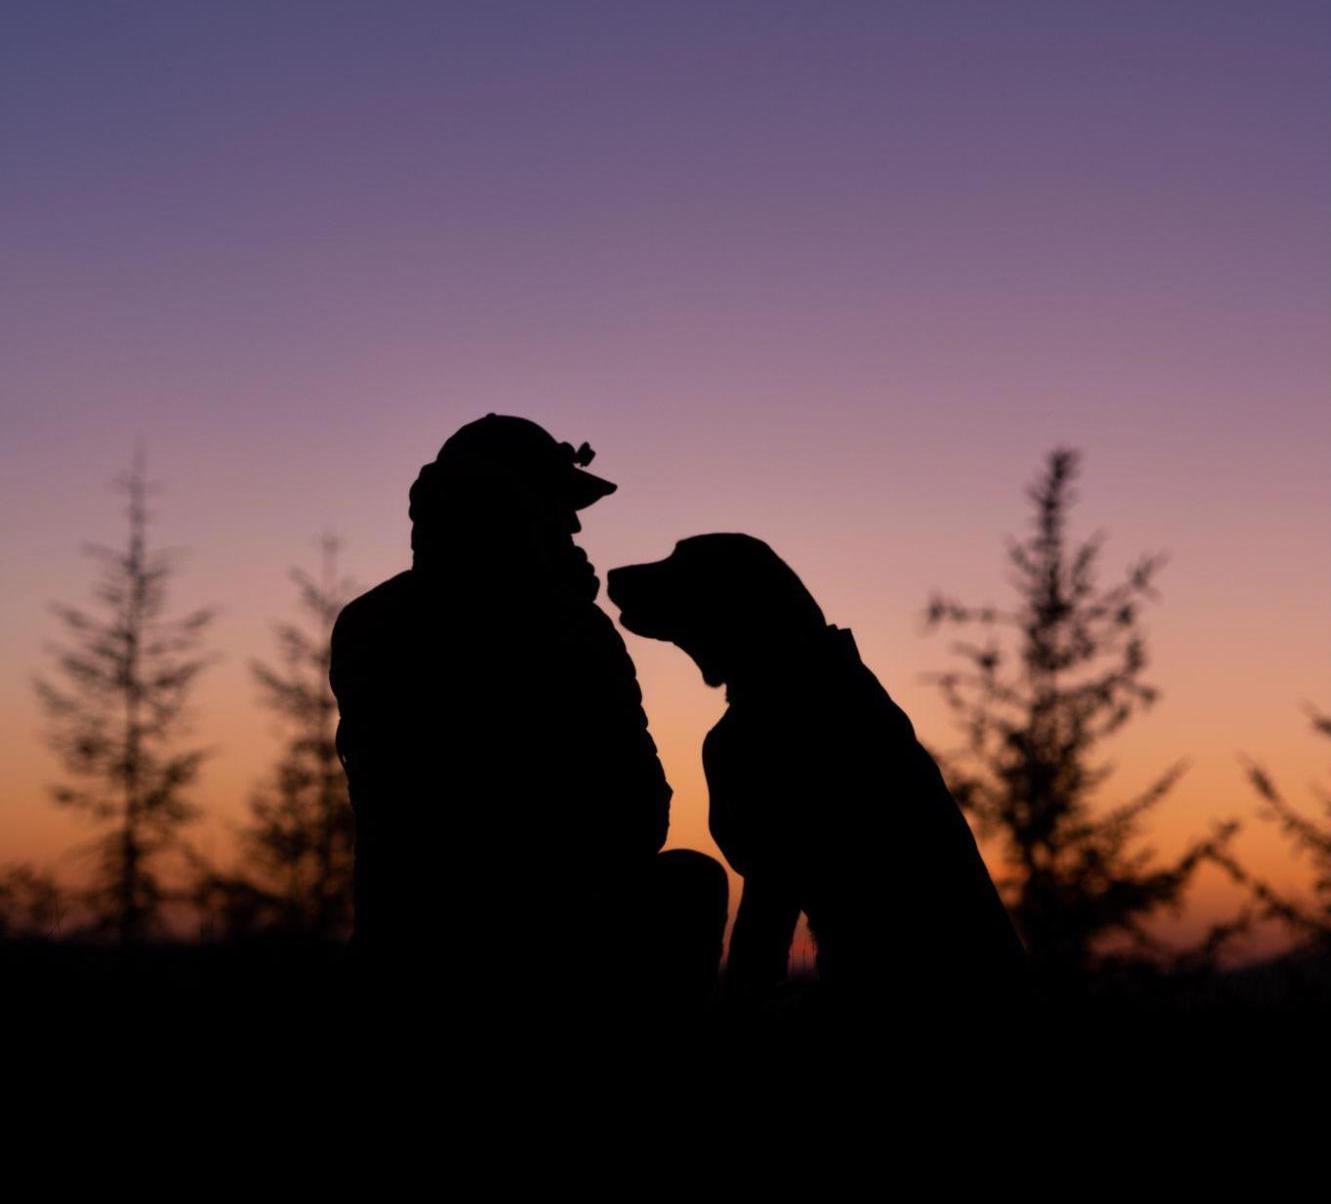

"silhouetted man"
[329,415,726,1016]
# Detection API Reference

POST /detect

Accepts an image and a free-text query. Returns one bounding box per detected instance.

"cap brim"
[566,470,618,510]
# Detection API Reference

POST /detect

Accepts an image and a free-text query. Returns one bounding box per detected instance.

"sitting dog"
[607,534,1027,1014]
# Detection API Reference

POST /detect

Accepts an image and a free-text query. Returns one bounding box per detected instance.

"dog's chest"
[703,702,824,872]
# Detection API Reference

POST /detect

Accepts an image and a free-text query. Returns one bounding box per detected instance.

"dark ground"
[7,938,1328,1141]
[7,936,1330,1038]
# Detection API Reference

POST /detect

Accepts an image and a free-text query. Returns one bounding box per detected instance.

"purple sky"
[3,1,1328,951]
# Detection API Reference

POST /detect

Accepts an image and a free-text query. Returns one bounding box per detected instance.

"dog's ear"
[686,535,826,636]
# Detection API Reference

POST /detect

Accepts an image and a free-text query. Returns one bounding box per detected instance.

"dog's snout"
[607,559,677,639]
[605,564,636,608]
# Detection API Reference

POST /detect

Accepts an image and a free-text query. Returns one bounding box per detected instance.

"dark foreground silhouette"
[608,534,1029,1018]
[329,416,727,1021]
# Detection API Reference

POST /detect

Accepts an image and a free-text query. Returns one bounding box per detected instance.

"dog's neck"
[723,624,860,705]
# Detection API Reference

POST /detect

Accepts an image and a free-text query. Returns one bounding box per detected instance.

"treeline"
[2,449,1328,1006]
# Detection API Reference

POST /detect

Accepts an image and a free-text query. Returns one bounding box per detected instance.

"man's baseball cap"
[435,414,617,510]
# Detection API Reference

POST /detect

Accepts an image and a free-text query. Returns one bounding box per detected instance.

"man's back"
[330,565,671,976]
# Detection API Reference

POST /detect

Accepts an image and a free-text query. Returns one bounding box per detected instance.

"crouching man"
[329,415,728,1025]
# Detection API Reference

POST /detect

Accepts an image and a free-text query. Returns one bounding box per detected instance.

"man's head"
[606,535,826,688]
[410,415,617,598]
[432,414,617,512]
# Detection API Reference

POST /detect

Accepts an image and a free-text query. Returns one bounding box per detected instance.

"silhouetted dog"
[607,535,1027,1015]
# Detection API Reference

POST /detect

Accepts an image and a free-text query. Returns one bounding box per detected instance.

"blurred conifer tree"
[925,448,1240,993]
[195,537,355,940]
[36,454,215,942]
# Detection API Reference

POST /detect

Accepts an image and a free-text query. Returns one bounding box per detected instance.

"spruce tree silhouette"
[194,537,356,941]
[35,454,215,944]
[924,448,1240,995]
[329,416,727,1021]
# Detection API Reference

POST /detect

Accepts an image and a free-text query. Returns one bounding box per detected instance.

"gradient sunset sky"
[3,1,1328,957]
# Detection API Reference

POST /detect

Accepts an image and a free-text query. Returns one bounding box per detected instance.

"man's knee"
[652,849,730,953]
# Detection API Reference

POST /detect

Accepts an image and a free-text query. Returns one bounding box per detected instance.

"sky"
[2,1,1328,959]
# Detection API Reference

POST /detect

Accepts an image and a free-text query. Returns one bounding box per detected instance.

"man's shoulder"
[339,571,414,619]
[331,572,415,646]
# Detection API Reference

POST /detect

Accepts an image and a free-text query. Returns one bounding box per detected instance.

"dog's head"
[606,534,826,689]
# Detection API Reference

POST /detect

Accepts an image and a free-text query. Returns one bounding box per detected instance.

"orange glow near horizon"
[3,506,1326,967]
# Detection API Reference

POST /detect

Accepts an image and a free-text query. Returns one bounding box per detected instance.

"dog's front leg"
[725,876,800,1001]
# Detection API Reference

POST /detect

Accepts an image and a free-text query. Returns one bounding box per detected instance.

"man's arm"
[562,603,672,856]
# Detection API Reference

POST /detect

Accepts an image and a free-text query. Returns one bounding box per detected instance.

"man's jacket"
[329,567,671,966]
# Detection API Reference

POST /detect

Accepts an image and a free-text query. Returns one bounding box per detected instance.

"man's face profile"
[536,502,599,601]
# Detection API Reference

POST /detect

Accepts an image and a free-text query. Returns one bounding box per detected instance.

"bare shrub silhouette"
[1213,704,1331,952]
[0,865,65,939]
